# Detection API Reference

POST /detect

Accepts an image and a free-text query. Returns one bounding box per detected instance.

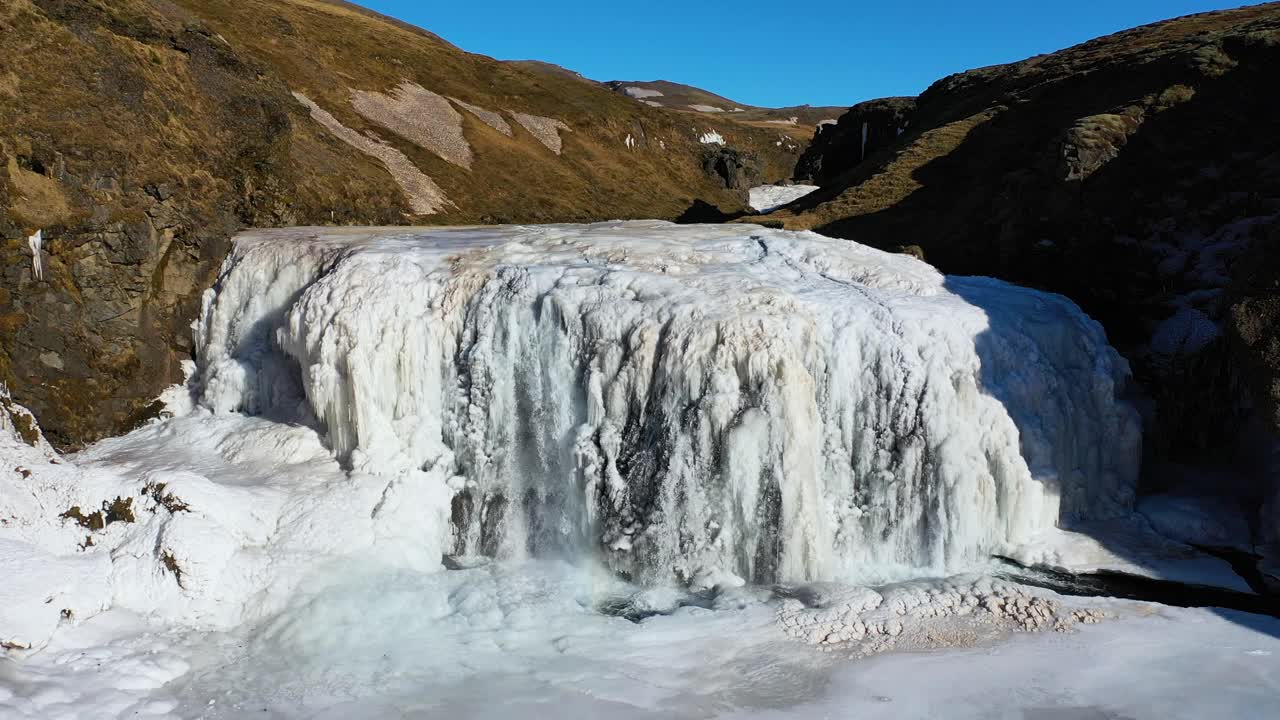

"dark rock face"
[770,4,1280,540]
[795,97,915,184]
[701,147,762,190]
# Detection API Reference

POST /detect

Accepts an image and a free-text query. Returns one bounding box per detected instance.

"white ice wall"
[194,222,1140,585]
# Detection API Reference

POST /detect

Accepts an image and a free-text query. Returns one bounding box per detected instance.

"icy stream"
[194,221,1139,586]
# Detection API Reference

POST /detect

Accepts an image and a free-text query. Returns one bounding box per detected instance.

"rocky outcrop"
[795,97,915,184]
[764,4,1280,538]
[0,0,801,447]
[702,147,762,190]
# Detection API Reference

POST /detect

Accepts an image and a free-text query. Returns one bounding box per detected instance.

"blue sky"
[359,1,1259,107]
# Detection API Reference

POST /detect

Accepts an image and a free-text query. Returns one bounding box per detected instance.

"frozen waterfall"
[193,222,1140,586]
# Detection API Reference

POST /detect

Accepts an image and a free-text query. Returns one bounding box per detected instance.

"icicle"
[28,230,43,281]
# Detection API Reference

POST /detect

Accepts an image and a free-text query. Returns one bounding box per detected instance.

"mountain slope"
[760,3,1280,535]
[606,80,845,138]
[0,0,805,447]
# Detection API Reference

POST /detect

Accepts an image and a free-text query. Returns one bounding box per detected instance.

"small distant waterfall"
[194,222,1140,585]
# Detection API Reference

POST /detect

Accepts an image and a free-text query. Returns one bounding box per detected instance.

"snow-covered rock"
[194,222,1140,585]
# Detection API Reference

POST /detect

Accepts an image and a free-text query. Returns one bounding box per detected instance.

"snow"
[450,96,513,136]
[510,112,571,154]
[698,129,725,145]
[1138,493,1253,551]
[623,87,663,99]
[758,604,1280,720]
[625,133,636,149]
[688,104,725,113]
[0,221,1274,718]
[748,184,820,212]
[351,82,473,169]
[4,559,1277,718]
[1007,516,1253,593]
[27,229,42,280]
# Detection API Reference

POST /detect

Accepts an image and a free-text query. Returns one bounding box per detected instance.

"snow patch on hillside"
[450,96,513,136]
[292,93,451,214]
[749,184,820,212]
[510,112,572,154]
[624,87,663,99]
[351,82,473,169]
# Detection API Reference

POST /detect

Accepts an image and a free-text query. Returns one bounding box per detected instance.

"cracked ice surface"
[194,221,1140,586]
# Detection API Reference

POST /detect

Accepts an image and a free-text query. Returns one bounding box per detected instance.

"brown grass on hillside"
[771,110,998,230]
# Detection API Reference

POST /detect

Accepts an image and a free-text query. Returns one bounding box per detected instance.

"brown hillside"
[0,0,802,447]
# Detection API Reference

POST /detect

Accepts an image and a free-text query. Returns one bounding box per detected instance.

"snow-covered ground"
[4,554,1277,719]
[0,222,1274,718]
[748,184,820,212]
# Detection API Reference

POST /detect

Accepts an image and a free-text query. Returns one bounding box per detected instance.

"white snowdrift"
[0,390,449,654]
[748,184,819,212]
[194,221,1140,586]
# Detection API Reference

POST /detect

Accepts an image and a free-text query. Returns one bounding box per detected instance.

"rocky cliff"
[0,0,800,447]
[795,97,915,184]
[769,4,1280,543]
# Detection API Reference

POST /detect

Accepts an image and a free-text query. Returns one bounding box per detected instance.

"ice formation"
[194,222,1139,586]
[698,130,725,145]
[27,229,42,280]
[749,184,820,212]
